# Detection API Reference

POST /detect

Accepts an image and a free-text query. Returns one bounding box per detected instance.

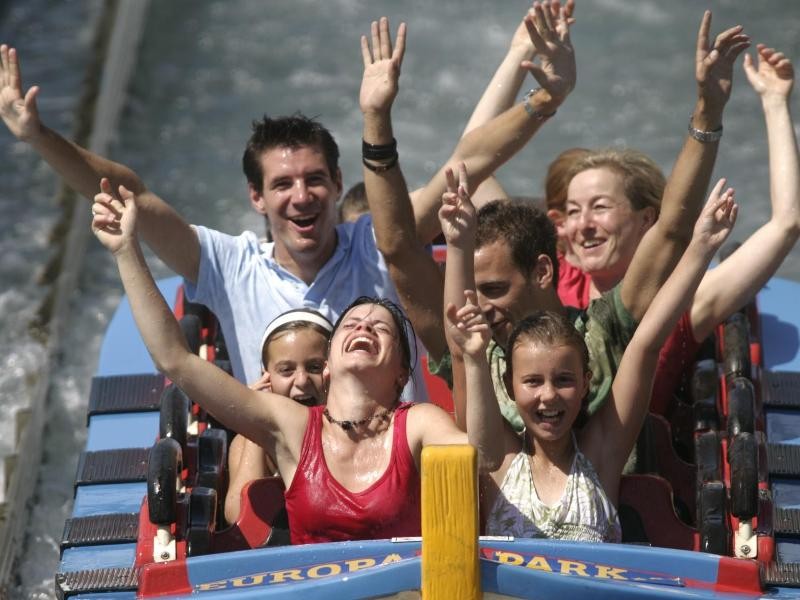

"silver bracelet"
[523,88,557,121]
[688,116,723,143]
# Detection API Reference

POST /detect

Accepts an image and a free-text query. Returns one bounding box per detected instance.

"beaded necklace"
[323,405,396,431]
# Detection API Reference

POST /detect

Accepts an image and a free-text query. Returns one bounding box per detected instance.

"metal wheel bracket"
[153,525,176,563]
[734,519,757,559]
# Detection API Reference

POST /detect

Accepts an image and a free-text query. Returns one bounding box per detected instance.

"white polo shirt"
[183,215,428,401]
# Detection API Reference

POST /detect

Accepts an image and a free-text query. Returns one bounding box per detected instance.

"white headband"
[260,309,334,369]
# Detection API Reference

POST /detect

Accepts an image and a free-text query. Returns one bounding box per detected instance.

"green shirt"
[429,285,637,432]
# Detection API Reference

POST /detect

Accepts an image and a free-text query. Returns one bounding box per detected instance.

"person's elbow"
[150,347,192,382]
[777,214,800,240]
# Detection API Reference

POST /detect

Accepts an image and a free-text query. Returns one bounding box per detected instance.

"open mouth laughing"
[291,393,319,407]
[345,335,378,354]
[288,214,319,232]
[535,408,566,428]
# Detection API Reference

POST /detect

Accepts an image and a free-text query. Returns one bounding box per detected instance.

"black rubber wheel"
[197,428,229,493]
[147,437,183,526]
[691,359,718,404]
[723,313,751,379]
[691,359,719,432]
[698,480,728,555]
[159,384,190,452]
[695,430,721,484]
[729,433,758,520]
[186,486,217,557]
[726,377,755,438]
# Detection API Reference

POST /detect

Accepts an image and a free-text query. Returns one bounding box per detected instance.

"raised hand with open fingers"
[509,0,576,55]
[359,17,406,116]
[438,162,476,249]
[695,11,750,112]
[743,44,794,100]
[693,178,737,251]
[92,182,138,255]
[520,1,576,106]
[0,44,41,141]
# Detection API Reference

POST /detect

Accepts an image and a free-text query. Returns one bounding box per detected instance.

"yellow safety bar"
[421,445,480,599]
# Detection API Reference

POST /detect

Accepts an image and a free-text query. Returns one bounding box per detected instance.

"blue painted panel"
[777,540,800,565]
[483,560,729,599]
[60,543,137,572]
[86,413,158,451]
[759,277,800,372]
[72,483,145,517]
[177,538,730,597]
[766,410,800,445]
[478,539,721,585]
[183,555,420,599]
[772,480,800,509]
[97,276,182,376]
[185,540,420,586]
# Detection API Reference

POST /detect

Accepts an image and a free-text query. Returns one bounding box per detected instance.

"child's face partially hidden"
[264,328,328,406]
[510,342,590,443]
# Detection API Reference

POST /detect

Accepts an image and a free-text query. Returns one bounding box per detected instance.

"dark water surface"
[2,0,798,596]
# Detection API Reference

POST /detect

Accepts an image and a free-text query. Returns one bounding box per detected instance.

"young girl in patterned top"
[441,163,737,541]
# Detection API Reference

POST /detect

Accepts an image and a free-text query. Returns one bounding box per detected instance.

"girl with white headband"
[225,309,333,524]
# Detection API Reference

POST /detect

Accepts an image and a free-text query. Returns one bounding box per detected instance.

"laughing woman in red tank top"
[92,182,468,542]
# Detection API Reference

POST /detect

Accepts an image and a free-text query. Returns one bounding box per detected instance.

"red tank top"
[284,403,421,544]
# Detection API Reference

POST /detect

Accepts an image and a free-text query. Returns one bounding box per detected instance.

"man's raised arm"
[358,18,449,362]
[620,11,750,321]
[0,44,200,282]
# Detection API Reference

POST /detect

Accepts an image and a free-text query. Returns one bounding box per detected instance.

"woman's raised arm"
[91,184,307,453]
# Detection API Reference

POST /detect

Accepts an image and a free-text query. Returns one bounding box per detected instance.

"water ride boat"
[54,268,800,599]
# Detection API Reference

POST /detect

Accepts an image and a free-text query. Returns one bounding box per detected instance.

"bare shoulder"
[406,402,467,446]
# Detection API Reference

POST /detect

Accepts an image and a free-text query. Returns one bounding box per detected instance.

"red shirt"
[557,253,592,309]
[284,403,421,544]
[651,311,701,416]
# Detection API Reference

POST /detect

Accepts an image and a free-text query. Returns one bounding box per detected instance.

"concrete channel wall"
[0,1,150,594]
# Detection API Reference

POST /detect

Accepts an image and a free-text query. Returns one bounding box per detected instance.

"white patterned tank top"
[485,434,621,542]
